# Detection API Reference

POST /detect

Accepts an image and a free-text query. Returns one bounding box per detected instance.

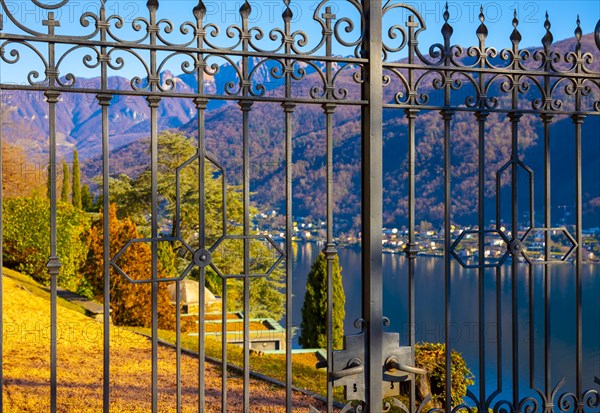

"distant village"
[253,210,600,264]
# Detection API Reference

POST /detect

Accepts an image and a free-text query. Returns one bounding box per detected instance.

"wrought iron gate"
[0,1,599,412]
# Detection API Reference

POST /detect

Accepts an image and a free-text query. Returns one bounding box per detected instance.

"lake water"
[288,242,600,402]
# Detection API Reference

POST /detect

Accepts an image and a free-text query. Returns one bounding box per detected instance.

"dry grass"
[2,272,329,412]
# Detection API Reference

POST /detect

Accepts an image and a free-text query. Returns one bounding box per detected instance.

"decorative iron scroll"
[0,1,597,111]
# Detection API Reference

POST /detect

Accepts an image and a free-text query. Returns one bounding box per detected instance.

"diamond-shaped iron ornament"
[450,229,510,269]
[110,236,195,284]
[208,234,285,279]
[175,152,226,252]
[496,158,535,235]
[519,227,578,264]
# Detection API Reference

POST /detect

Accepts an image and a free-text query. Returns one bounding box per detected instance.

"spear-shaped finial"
[542,11,553,50]
[476,5,488,44]
[193,0,206,21]
[283,0,293,22]
[575,14,582,51]
[441,2,453,43]
[510,9,521,46]
[240,0,251,19]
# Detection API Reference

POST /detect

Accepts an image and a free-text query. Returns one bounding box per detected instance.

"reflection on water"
[288,242,600,401]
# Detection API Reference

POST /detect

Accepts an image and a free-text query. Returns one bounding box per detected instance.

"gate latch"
[331,332,366,401]
[382,332,426,398]
[330,330,427,401]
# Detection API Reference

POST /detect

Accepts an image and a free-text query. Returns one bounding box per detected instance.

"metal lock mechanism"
[382,332,426,398]
[331,333,366,401]
[329,330,427,402]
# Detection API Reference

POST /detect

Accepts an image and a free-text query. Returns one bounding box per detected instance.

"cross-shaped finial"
[43,12,60,36]
[323,6,336,20]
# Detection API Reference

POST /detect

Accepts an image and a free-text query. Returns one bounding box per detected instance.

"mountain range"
[1,34,598,232]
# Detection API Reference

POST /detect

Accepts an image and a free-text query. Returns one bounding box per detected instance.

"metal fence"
[0,1,599,412]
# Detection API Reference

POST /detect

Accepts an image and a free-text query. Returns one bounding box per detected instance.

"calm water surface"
[288,242,600,401]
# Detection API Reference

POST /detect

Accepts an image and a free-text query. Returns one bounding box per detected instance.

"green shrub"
[415,342,475,407]
[2,196,91,291]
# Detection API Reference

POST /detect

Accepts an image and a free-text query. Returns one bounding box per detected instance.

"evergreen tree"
[61,160,70,203]
[299,252,345,349]
[72,149,82,209]
[81,184,93,211]
[99,132,285,320]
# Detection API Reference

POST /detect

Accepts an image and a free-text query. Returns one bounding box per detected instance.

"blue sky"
[0,1,598,84]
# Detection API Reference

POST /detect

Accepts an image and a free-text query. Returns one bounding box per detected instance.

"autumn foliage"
[83,204,175,329]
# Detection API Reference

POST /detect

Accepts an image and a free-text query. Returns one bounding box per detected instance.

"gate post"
[361,1,383,411]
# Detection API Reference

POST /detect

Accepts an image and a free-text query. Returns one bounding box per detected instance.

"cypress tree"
[46,163,51,199]
[81,184,93,212]
[72,149,82,209]
[299,252,345,349]
[60,160,70,203]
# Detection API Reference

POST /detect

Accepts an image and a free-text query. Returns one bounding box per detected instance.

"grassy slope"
[1,269,329,412]
[128,327,332,401]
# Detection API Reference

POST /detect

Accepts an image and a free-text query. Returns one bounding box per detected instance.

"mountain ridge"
[2,34,599,231]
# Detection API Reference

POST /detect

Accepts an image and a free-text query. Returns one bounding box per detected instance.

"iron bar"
[541,113,553,402]
[240,5,253,412]
[283,4,295,412]
[441,10,455,412]
[442,106,454,413]
[573,22,586,405]
[195,97,208,413]
[221,274,228,413]
[404,12,419,413]
[476,110,488,406]
[381,61,600,79]
[573,109,585,405]
[509,112,522,413]
[148,90,161,413]
[47,89,60,413]
[1,77,600,114]
[44,14,61,409]
[495,141,504,399]
[147,4,161,412]
[193,7,208,410]
[240,96,252,413]
[176,280,182,413]
[0,32,370,63]
[323,6,336,413]
[1,28,598,78]
[475,11,489,404]
[361,1,383,412]
[97,2,111,411]
[220,138,229,413]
